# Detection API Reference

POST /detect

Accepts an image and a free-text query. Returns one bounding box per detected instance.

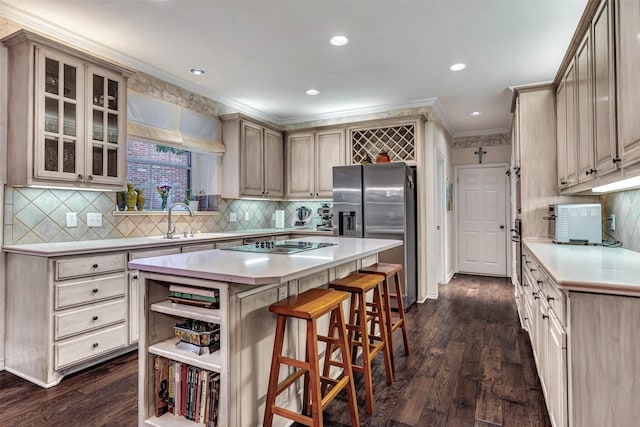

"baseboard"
[426,291,438,300]
[417,295,428,304]
[445,271,455,284]
[3,366,61,388]
[0,358,4,371]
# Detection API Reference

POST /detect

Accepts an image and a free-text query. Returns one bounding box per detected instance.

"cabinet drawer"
[181,243,216,253]
[54,298,126,340]
[55,253,126,280]
[55,273,127,309]
[129,247,180,261]
[545,280,566,326]
[55,323,127,370]
[216,239,244,249]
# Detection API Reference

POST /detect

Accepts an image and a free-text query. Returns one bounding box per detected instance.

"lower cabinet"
[519,246,639,427]
[5,252,131,387]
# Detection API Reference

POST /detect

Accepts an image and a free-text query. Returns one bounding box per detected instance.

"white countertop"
[523,239,640,296]
[129,236,401,286]
[1,228,333,257]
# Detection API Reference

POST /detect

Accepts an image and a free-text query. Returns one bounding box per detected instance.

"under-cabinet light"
[470,111,482,116]
[306,89,320,96]
[592,175,640,193]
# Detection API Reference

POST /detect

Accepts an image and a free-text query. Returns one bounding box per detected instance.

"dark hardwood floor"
[0,274,550,427]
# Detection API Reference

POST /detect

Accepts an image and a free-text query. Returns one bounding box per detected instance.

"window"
[127,139,191,211]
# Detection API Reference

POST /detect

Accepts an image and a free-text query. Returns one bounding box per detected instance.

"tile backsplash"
[3,187,332,245]
[600,188,640,253]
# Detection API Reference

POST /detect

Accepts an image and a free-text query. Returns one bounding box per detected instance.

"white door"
[435,151,446,284]
[457,165,508,276]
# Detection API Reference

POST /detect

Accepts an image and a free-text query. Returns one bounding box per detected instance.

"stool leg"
[348,295,359,365]
[334,306,360,427]
[358,291,375,414]
[321,309,338,396]
[302,339,311,417]
[306,318,323,427]
[394,271,410,356]
[381,276,396,375]
[264,314,286,427]
[374,284,394,386]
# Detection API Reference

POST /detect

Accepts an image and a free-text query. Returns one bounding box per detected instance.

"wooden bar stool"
[359,263,410,374]
[264,288,359,427]
[327,272,394,415]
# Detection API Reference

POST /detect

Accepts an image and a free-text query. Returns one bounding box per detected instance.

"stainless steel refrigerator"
[333,163,417,309]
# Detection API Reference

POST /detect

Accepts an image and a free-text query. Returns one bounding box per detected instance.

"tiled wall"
[3,187,332,245]
[600,188,640,253]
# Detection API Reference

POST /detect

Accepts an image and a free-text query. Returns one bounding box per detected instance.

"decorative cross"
[474,147,487,164]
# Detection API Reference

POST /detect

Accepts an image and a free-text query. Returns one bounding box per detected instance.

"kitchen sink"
[222,241,336,254]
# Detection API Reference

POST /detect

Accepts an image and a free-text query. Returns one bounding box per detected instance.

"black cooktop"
[221,240,336,255]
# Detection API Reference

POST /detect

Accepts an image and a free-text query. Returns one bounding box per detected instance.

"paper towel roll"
[275,210,285,229]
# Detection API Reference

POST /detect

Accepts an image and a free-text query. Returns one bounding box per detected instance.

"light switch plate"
[244,211,250,221]
[65,212,77,228]
[230,212,237,222]
[87,212,102,227]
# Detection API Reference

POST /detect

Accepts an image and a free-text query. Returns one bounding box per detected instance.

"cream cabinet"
[576,31,595,184]
[521,249,568,427]
[2,30,129,190]
[285,128,346,199]
[5,252,131,388]
[615,0,640,168]
[220,114,284,199]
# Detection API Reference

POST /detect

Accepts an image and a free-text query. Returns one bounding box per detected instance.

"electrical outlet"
[278,286,288,301]
[87,212,102,227]
[244,211,250,221]
[230,212,237,222]
[65,212,77,228]
[610,214,616,231]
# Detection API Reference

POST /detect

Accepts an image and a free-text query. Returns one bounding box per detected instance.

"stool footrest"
[317,335,339,345]
[272,406,313,426]
[279,356,308,370]
[276,369,307,396]
[321,376,350,409]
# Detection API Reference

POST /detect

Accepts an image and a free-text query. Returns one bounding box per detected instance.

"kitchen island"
[129,236,402,427]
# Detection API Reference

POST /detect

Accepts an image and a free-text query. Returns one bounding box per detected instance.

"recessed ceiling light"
[471,111,482,116]
[306,89,320,96]
[190,68,206,76]
[329,35,349,46]
[449,63,466,71]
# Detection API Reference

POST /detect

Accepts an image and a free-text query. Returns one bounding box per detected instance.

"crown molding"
[0,1,278,124]
[452,128,510,138]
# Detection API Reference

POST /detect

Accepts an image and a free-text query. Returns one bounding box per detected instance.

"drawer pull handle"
[92,343,99,348]
[530,268,537,272]
[542,314,549,320]
[537,280,543,285]
[133,275,138,280]
[92,288,99,293]
[92,316,99,321]
[547,296,555,302]
[92,264,99,269]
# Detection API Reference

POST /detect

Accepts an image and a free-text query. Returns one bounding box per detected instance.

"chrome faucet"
[166,202,195,239]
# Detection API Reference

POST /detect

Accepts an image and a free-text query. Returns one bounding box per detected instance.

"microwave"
[547,203,602,244]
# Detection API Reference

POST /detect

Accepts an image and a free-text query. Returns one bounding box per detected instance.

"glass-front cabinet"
[3,30,130,189]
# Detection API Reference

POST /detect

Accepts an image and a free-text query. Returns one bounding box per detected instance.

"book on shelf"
[154,356,221,426]
[153,356,170,417]
[168,295,218,309]
[169,284,219,299]
[170,291,219,304]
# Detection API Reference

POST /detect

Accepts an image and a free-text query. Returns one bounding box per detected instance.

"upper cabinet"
[3,30,130,190]
[220,114,284,199]
[556,0,640,193]
[285,128,346,199]
[615,0,640,169]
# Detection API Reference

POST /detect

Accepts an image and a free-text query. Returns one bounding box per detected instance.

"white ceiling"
[2,0,588,136]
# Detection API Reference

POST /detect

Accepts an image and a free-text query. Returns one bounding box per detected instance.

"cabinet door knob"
[87,175,94,181]
[530,268,537,272]
[92,315,98,321]
[612,157,621,164]
[77,174,84,180]
[310,192,313,196]
[133,275,138,280]
[560,180,567,185]
[537,280,543,285]
[547,296,555,302]
[92,264,99,269]
[92,288,99,293]
[523,283,529,287]
[92,343,99,348]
